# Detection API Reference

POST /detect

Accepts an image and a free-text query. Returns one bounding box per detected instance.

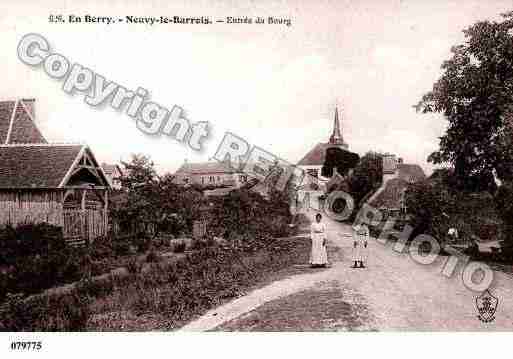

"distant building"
[0,99,111,245]
[297,106,355,191]
[173,161,249,188]
[101,163,124,190]
[367,154,426,217]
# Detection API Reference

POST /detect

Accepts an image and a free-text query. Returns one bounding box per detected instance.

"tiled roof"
[0,101,14,143]
[369,178,408,209]
[102,164,116,174]
[369,164,426,209]
[0,144,82,188]
[0,100,46,144]
[175,161,236,175]
[297,143,335,166]
[101,163,122,176]
[396,163,426,183]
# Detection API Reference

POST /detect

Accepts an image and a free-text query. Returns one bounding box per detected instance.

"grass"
[86,234,318,331]
[215,282,373,331]
[1,213,315,331]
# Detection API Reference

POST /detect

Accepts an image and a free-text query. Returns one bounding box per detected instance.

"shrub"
[0,290,91,331]
[113,240,130,256]
[90,259,112,277]
[75,277,114,298]
[173,241,186,253]
[190,239,207,251]
[89,240,114,260]
[133,237,151,253]
[0,223,64,267]
[496,182,513,246]
[126,257,142,274]
[266,216,291,238]
[146,249,162,263]
[0,246,86,302]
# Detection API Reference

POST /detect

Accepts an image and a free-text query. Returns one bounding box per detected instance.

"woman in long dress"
[310,213,328,267]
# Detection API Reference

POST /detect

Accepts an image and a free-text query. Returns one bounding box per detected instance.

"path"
[180,213,513,331]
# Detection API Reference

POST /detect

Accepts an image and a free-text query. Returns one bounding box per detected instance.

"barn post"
[104,189,108,238]
[81,189,87,244]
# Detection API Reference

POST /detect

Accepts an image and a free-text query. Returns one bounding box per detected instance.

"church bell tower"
[328,106,348,149]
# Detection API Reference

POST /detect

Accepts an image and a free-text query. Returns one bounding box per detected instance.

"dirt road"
[180,213,513,331]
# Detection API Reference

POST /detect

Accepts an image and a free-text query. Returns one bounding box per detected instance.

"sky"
[1,0,512,175]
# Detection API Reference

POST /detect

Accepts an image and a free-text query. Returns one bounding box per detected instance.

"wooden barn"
[0,99,111,244]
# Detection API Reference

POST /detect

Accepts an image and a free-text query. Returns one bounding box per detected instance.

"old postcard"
[1,0,512,357]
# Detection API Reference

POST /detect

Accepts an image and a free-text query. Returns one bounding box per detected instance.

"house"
[101,163,124,190]
[367,153,426,217]
[0,99,111,245]
[173,160,249,188]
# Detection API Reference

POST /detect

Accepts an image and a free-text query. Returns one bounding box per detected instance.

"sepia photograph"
[1,0,513,357]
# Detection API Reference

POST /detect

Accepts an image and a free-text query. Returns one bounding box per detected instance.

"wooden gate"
[193,220,207,240]
[63,208,86,246]
[62,190,106,246]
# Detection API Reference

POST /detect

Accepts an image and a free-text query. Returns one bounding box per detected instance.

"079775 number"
[10,341,42,351]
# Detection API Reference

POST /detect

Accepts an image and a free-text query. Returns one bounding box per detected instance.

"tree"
[321,147,360,178]
[348,151,383,205]
[495,182,513,251]
[111,154,197,238]
[404,180,450,242]
[415,11,513,190]
[119,154,157,191]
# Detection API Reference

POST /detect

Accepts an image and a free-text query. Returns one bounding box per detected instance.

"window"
[209,176,215,183]
[239,175,248,183]
[201,177,205,184]
[217,176,221,182]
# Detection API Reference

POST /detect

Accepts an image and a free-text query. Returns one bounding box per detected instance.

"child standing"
[352,223,369,268]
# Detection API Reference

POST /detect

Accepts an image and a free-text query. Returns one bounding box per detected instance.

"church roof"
[329,106,347,147]
[297,142,332,166]
[298,106,349,167]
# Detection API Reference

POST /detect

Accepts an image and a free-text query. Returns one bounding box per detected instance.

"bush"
[133,237,151,253]
[190,239,207,251]
[90,259,112,277]
[0,290,91,331]
[173,241,187,253]
[113,240,130,256]
[126,258,142,274]
[0,246,86,302]
[0,223,64,267]
[496,182,513,246]
[89,240,114,260]
[75,277,114,298]
[266,216,291,238]
[146,249,162,263]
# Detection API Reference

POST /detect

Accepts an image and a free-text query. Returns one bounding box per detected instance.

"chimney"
[383,153,398,175]
[21,98,35,119]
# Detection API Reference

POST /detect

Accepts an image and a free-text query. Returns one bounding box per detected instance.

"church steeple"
[328,106,348,149]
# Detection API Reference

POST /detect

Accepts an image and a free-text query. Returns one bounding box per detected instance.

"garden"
[0,154,310,331]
